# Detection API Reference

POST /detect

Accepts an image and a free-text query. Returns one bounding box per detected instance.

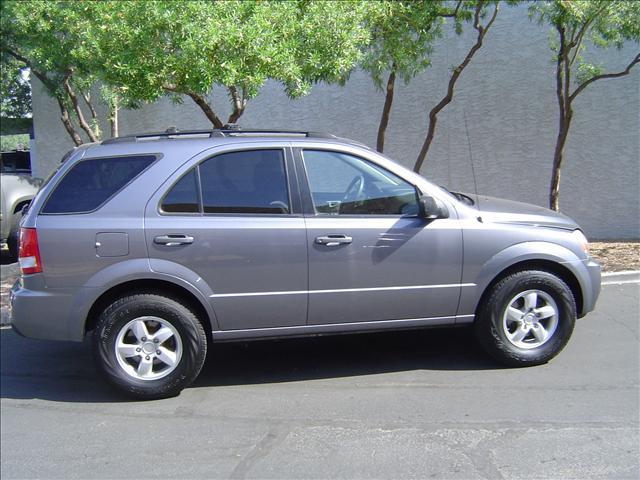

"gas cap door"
[95,232,129,257]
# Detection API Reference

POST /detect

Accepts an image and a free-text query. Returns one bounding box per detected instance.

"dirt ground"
[590,241,640,272]
[1,242,638,320]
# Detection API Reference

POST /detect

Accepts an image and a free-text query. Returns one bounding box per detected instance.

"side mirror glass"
[418,194,448,220]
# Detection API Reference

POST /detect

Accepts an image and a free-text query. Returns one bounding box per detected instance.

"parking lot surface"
[1,283,638,479]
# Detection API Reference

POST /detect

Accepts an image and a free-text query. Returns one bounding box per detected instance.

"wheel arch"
[473,259,583,319]
[84,278,214,343]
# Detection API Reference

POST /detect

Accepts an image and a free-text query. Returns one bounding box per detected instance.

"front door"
[145,146,308,331]
[298,149,463,325]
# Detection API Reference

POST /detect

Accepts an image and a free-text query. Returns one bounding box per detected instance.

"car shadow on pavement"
[1,326,504,403]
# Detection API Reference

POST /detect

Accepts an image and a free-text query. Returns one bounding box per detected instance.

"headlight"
[572,229,590,255]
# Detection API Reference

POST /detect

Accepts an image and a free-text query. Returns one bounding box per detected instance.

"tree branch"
[569,52,640,102]
[62,72,99,142]
[438,0,463,18]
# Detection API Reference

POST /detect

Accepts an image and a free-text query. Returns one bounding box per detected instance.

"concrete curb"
[601,271,640,286]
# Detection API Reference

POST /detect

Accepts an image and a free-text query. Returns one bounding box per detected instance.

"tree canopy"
[87,0,371,127]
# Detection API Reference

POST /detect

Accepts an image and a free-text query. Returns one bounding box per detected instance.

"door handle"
[154,234,194,246]
[315,234,353,247]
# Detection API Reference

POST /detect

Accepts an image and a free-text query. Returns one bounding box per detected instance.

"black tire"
[475,270,576,367]
[93,293,207,400]
[6,211,23,262]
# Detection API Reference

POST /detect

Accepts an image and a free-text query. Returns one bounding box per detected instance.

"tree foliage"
[0,0,121,144]
[89,0,370,127]
[0,55,31,118]
[530,0,640,211]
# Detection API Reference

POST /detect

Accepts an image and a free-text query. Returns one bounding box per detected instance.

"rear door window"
[42,155,156,214]
[198,149,290,214]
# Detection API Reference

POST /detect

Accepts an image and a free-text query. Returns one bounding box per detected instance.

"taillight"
[18,227,43,275]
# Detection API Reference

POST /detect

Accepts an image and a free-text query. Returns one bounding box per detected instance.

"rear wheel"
[93,293,207,399]
[475,270,576,367]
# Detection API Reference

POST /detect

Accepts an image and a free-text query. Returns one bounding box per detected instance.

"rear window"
[42,155,155,214]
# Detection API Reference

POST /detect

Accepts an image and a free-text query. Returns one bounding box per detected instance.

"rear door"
[145,144,308,331]
[297,148,463,325]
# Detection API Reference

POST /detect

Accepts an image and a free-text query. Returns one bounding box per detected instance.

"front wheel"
[93,293,207,399]
[475,270,576,367]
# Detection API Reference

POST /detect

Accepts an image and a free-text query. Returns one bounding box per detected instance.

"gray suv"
[10,128,601,399]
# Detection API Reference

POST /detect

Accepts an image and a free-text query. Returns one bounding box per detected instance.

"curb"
[601,271,640,286]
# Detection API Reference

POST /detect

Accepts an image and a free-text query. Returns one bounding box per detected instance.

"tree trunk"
[109,95,119,138]
[227,86,246,124]
[376,70,396,153]
[186,92,224,128]
[413,1,498,173]
[55,97,83,146]
[550,108,572,211]
[62,75,99,142]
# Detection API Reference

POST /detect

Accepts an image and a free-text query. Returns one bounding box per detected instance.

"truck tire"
[475,270,576,367]
[93,293,208,400]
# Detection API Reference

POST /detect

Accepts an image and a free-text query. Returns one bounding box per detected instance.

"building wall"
[32,5,639,239]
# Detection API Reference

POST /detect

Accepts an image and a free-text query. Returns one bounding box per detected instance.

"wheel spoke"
[534,305,556,320]
[152,327,174,345]
[507,307,523,323]
[117,342,139,358]
[156,347,177,367]
[524,292,538,310]
[131,320,149,342]
[137,357,153,377]
[532,324,549,343]
[510,325,530,343]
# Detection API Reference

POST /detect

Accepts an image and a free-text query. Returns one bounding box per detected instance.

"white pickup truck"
[1,150,41,260]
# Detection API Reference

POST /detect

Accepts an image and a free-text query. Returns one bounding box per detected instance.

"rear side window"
[42,155,155,214]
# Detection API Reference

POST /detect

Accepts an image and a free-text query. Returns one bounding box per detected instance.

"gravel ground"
[1,242,638,324]
[590,241,640,272]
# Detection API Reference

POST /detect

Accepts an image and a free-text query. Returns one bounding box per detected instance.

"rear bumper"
[10,279,77,341]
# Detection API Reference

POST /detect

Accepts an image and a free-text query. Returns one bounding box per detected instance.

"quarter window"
[302,150,419,216]
[161,169,200,213]
[198,149,289,214]
[42,155,155,214]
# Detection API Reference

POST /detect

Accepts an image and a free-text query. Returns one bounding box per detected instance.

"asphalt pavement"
[1,282,638,479]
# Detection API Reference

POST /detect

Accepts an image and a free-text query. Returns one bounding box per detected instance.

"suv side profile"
[11,128,601,399]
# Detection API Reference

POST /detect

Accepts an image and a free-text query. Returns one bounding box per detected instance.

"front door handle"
[315,234,353,247]
[154,234,194,246]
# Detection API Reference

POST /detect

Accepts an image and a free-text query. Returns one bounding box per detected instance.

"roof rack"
[101,125,338,145]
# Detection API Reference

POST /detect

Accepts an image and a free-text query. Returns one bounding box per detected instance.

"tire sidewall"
[482,271,576,365]
[94,295,205,399]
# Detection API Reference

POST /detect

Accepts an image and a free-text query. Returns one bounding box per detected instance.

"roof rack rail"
[101,126,338,145]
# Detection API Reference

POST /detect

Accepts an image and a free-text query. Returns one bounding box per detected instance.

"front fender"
[458,241,593,317]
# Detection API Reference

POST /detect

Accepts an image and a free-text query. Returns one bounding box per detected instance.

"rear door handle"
[315,234,353,247]
[154,234,194,246]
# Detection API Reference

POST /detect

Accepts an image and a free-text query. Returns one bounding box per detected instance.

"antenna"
[462,107,481,212]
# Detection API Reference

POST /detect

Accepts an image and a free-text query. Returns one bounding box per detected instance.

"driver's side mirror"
[418,194,448,220]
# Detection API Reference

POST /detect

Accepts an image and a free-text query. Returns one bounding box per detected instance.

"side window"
[161,169,200,213]
[302,150,418,216]
[198,149,290,214]
[42,155,155,214]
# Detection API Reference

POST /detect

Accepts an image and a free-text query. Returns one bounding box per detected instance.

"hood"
[466,194,579,231]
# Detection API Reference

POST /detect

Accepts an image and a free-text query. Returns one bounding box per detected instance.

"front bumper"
[579,258,601,317]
